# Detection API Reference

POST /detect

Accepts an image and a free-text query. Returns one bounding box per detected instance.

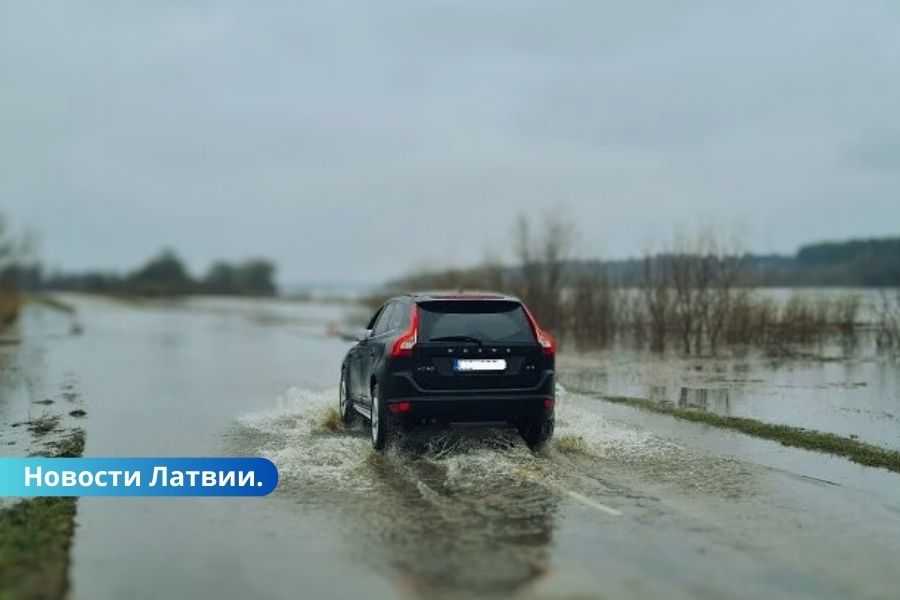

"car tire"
[370,383,392,451]
[339,366,358,426]
[519,418,554,451]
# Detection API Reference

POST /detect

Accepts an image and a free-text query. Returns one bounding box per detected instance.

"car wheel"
[339,367,357,425]
[370,383,391,451]
[519,418,554,452]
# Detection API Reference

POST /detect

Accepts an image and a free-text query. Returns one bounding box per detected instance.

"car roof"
[392,290,521,303]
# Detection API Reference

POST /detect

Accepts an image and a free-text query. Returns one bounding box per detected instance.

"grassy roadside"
[0,430,84,600]
[572,389,900,474]
[0,290,20,328]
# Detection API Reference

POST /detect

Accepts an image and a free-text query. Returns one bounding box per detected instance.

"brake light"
[389,304,419,357]
[388,401,411,414]
[523,306,555,356]
[543,398,555,410]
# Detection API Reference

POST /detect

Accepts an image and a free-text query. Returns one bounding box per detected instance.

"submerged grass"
[575,390,900,474]
[25,414,61,437]
[0,429,84,600]
[44,430,85,459]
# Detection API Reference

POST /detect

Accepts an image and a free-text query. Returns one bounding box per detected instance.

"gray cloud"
[1,1,898,284]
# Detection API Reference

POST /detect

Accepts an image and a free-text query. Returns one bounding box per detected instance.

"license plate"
[453,359,507,372]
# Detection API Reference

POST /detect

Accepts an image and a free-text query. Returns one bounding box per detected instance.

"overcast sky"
[1,1,898,285]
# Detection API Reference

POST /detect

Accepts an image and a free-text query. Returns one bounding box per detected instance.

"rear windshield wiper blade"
[428,335,484,345]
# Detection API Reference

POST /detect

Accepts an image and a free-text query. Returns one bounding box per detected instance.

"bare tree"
[705,233,747,353]
[639,227,750,355]
[512,209,576,334]
[0,215,16,276]
[568,269,616,349]
[0,214,26,326]
[477,250,508,293]
[640,251,671,352]
[0,216,33,286]
[668,231,705,354]
[876,289,900,351]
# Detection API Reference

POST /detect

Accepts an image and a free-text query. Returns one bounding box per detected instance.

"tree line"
[554,237,900,288]
[13,249,278,297]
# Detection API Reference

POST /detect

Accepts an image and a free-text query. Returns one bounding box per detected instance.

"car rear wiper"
[429,335,484,345]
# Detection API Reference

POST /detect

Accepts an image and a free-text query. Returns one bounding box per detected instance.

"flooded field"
[2,295,900,599]
[559,349,900,450]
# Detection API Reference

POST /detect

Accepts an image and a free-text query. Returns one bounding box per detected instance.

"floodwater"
[559,349,900,450]
[2,295,900,600]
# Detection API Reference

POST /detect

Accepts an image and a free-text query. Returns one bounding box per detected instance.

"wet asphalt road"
[3,295,900,600]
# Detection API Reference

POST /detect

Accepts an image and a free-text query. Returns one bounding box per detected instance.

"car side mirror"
[357,329,373,342]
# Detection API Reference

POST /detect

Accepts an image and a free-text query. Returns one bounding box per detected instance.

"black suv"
[339,292,555,451]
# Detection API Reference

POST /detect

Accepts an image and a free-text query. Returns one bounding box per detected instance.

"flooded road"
[4,295,900,599]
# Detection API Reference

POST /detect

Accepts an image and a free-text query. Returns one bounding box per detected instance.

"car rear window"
[417,301,536,344]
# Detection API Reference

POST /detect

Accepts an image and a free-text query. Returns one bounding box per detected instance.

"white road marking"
[517,468,623,517]
[562,489,623,516]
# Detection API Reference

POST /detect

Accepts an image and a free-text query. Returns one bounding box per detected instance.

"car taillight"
[524,306,555,356]
[389,304,419,357]
[388,401,411,414]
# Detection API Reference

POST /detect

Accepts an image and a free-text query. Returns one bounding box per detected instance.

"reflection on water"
[360,447,557,599]
[560,348,900,449]
[677,386,730,412]
[649,384,735,413]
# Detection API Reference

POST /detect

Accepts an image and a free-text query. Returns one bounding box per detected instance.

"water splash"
[234,386,374,498]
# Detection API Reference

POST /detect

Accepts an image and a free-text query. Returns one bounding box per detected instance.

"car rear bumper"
[386,394,554,425]
[385,369,553,396]
[379,369,554,425]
